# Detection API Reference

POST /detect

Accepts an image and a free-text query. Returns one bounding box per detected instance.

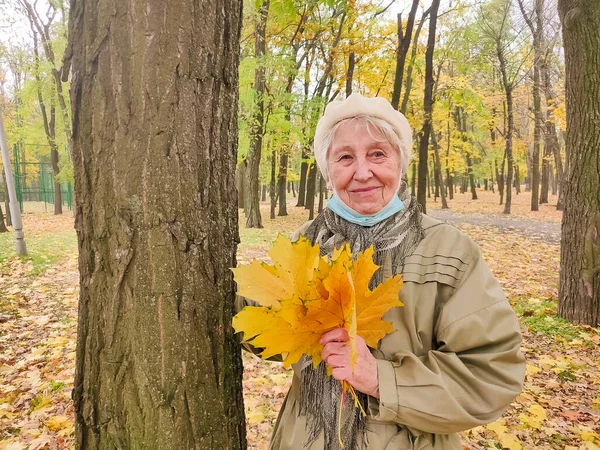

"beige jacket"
[244,214,525,450]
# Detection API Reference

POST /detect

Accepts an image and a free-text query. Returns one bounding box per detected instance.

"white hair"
[317,115,413,185]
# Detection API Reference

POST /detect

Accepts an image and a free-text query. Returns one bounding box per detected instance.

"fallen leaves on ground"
[2,196,599,450]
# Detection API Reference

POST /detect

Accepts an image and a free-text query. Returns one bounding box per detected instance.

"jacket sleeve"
[371,249,526,434]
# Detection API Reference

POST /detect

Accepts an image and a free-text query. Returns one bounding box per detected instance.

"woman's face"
[327,120,401,215]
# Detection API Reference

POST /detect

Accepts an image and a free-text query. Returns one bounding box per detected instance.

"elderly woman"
[257,93,525,450]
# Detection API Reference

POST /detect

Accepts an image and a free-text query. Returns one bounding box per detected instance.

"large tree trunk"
[244,0,270,228]
[68,0,247,448]
[557,0,600,326]
[416,0,441,213]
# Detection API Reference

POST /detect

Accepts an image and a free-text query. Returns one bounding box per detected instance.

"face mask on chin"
[325,190,405,227]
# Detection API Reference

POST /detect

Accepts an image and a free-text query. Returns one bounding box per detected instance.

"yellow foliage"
[233,236,403,368]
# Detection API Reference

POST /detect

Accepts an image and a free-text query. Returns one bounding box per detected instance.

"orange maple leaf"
[233,236,403,369]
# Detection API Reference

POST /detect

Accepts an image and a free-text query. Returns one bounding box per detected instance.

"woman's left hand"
[320,328,380,398]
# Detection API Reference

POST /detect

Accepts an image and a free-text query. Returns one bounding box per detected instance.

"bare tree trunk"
[3,176,11,227]
[68,0,247,448]
[270,150,277,219]
[0,204,7,232]
[416,0,441,213]
[391,0,419,110]
[297,155,308,207]
[346,52,355,97]
[32,28,62,215]
[411,158,417,196]
[244,0,270,228]
[400,6,431,115]
[431,127,448,209]
[306,163,317,220]
[427,159,432,199]
[541,52,564,209]
[318,172,325,213]
[261,184,267,202]
[277,152,288,216]
[237,162,246,209]
[496,37,514,214]
[557,0,600,326]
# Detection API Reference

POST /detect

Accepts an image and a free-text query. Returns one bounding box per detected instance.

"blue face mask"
[326,193,405,227]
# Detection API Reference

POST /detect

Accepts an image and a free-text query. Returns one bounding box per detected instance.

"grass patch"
[0,228,77,276]
[513,298,582,342]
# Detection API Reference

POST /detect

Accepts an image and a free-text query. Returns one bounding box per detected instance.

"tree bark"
[68,0,247,448]
[245,0,270,228]
[557,0,600,326]
[416,0,441,213]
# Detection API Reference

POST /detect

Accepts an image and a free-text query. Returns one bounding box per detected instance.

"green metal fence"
[0,143,73,212]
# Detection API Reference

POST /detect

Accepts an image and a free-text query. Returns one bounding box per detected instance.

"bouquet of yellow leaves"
[232,235,404,371]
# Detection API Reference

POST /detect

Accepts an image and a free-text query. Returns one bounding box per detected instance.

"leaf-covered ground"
[1,193,600,450]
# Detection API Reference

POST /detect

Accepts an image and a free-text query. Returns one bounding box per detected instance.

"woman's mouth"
[351,186,379,193]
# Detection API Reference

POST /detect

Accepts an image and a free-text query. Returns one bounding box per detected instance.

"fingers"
[331,366,350,381]
[325,354,348,368]
[321,341,348,361]
[320,328,349,345]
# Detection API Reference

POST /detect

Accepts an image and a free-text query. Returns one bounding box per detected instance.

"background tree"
[66,0,247,448]
[557,0,600,326]
[416,0,441,212]
[244,0,270,228]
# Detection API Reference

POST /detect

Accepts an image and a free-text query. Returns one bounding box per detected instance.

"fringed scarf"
[298,192,424,450]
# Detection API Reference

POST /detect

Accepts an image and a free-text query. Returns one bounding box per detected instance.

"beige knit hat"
[313,93,413,183]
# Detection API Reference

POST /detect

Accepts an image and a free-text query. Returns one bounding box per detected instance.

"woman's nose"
[353,159,373,181]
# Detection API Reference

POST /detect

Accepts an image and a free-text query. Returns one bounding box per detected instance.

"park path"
[427,209,562,245]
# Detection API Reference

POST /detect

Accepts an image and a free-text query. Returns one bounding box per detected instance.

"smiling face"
[327,119,401,215]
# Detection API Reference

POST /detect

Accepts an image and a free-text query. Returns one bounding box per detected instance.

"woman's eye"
[339,154,352,161]
[372,151,386,158]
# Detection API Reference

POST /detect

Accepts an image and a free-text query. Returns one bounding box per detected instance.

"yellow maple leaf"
[233,237,404,369]
[499,433,522,450]
[232,235,322,308]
